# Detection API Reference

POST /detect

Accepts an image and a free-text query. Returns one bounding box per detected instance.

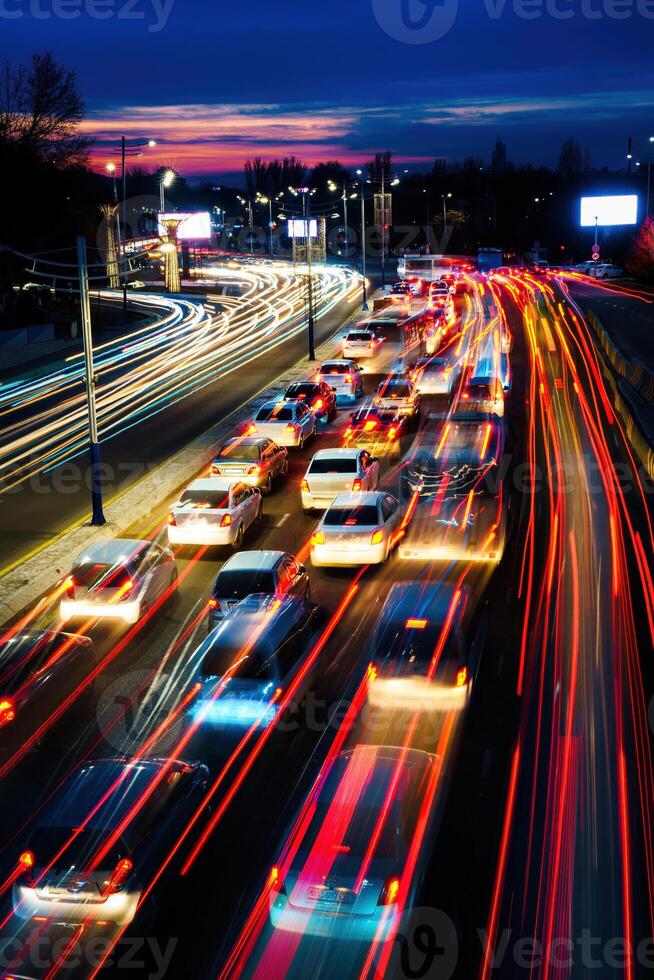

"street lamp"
[356,169,368,310]
[294,186,316,360]
[441,192,452,227]
[160,168,175,213]
[648,136,654,215]
[258,195,274,256]
[106,162,117,202]
[109,137,156,311]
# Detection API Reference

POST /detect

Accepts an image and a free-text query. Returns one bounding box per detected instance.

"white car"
[167,478,262,548]
[249,399,317,448]
[310,491,400,567]
[590,263,624,279]
[373,376,419,415]
[342,329,383,360]
[316,359,363,404]
[460,376,504,417]
[301,448,380,512]
[411,356,453,395]
[59,539,177,625]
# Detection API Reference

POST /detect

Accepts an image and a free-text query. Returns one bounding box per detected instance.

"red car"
[284,380,337,422]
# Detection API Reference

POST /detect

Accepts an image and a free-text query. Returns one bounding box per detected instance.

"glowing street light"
[160,168,175,212]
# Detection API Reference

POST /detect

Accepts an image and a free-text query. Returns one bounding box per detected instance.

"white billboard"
[580,195,638,227]
[287,218,318,239]
[158,212,212,240]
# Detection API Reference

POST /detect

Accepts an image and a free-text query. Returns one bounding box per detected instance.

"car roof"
[381,580,470,624]
[220,436,269,449]
[311,448,362,460]
[72,539,149,565]
[183,477,238,493]
[321,359,357,369]
[220,550,287,571]
[329,491,385,506]
[203,594,310,660]
[257,399,293,410]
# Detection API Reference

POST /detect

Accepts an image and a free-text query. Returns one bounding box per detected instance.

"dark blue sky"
[3,0,652,178]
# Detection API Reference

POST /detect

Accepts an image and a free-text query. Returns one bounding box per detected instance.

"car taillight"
[0,699,16,727]
[311,531,325,546]
[370,529,384,545]
[247,424,257,434]
[270,866,287,894]
[344,374,352,383]
[364,420,378,431]
[209,598,218,608]
[220,513,232,527]
[18,851,34,885]
[352,479,363,491]
[285,423,298,434]
[388,427,397,440]
[313,398,323,411]
[301,479,310,492]
[119,579,135,601]
[106,857,133,895]
[407,395,415,404]
[456,666,468,687]
[378,876,400,905]
[462,392,469,399]
[65,575,75,599]
[167,513,176,526]
[247,465,261,475]
[210,464,220,475]
[373,397,381,406]
[344,427,352,438]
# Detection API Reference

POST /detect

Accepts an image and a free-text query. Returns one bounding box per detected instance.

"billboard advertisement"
[580,195,638,227]
[158,212,212,240]
[287,219,318,239]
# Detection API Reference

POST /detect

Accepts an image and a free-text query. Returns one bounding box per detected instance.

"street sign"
[592,246,600,261]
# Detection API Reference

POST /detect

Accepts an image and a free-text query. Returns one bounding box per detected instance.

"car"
[301,448,380,512]
[367,581,484,711]
[389,282,412,306]
[208,550,310,626]
[59,539,177,625]
[188,594,321,728]
[0,630,95,758]
[13,758,209,927]
[404,277,424,296]
[459,375,504,417]
[342,328,383,360]
[343,405,408,458]
[269,744,439,939]
[574,261,595,274]
[373,376,420,416]
[167,478,261,549]
[474,354,511,393]
[249,399,317,448]
[315,359,363,404]
[126,279,146,289]
[310,492,400,567]
[398,489,506,563]
[283,380,336,422]
[590,262,624,279]
[410,356,454,395]
[210,436,288,493]
[400,415,505,501]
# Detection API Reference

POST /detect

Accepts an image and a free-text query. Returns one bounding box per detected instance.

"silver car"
[59,539,177,625]
[210,436,288,493]
[249,399,317,449]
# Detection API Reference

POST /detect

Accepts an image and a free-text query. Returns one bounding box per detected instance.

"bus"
[397,254,473,283]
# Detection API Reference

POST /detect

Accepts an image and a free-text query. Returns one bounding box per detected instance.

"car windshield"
[0,633,72,694]
[286,384,318,399]
[72,562,133,590]
[323,504,379,526]
[179,489,230,509]
[255,405,293,422]
[347,332,372,342]
[214,570,276,600]
[218,442,261,460]
[309,457,358,474]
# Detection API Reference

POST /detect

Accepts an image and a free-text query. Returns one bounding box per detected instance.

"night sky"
[4,0,653,180]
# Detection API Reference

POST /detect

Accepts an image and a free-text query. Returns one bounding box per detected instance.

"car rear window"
[347,332,372,341]
[321,363,352,375]
[255,405,293,422]
[286,383,318,399]
[214,570,277,600]
[179,489,230,509]
[467,385,492,397]
[29,827,128,873]
[309,457,358,474]
[323,504,379,526]
[71,562,132,589]
[379,383,411,397]
[218,442,260,460]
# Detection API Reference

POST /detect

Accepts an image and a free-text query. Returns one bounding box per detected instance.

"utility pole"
[248,198,254,255]
[77,236,106,526]
[360,184,368,311]
[120,136,128,314]
[380,169,386,288]
[342,184,349,260]
[302,189,316,360]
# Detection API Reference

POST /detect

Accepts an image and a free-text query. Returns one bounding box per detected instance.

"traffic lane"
[0,289,363,571]
[565,276,654,364]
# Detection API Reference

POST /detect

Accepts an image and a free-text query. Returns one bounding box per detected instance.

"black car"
[284,380,337,422]
[0,629,96,759]
[208,550,310,627]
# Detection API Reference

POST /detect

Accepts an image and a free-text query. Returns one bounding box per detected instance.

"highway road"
[0,267,652,980]
[0,263,361,572]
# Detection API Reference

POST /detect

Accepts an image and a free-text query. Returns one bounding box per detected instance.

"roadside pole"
[360,186,368,311]
[76,236,106,526]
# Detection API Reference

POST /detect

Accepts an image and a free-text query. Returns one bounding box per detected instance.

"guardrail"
[586,309,654,402]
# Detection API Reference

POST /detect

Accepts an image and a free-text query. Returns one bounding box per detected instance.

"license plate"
[308,886,353,903]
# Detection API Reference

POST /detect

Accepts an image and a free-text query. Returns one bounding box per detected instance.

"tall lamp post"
[108,136,156,312]
[160,168,175,213]
[441,192,452,228]
[257,195,274,256]
[297,186,316,360]
[356,168,368,310]
[76,236,105,526]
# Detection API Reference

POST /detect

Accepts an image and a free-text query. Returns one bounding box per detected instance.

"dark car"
[210,436,288,493]
[208,550,310,627]
[13,758,209,927]
[188,593,321,728]
[0,629,96,758]
[284,380,337,423]
[343,404,408,458]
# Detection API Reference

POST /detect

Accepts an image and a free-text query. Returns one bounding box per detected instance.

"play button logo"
[372,0,459,43]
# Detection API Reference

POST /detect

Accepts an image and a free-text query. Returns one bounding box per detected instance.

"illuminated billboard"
[158,212,212,240]
[287,219,318,239]
[580,195,638,227]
